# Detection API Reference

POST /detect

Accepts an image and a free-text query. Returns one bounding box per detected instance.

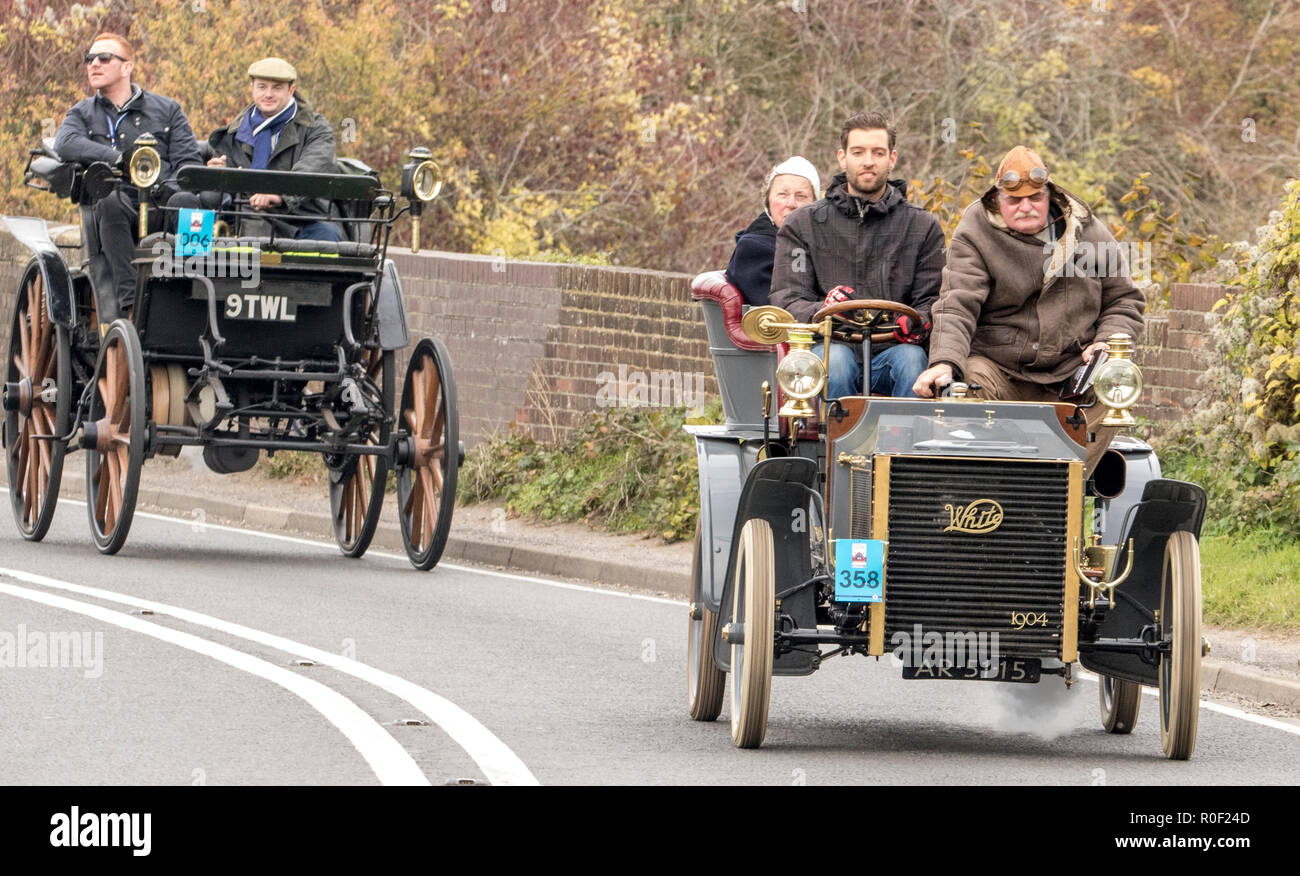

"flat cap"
[247,57,297,82]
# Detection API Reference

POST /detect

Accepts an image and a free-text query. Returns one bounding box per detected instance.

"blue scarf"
[234,100,297,169]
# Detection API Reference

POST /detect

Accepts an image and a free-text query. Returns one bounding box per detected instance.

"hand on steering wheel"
[811,298,923,344]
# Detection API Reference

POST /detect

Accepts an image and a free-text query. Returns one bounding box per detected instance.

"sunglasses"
[84,52,128,65]
[996,166,1048,189]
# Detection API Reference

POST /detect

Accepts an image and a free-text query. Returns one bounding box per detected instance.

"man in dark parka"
[55,31,204,318]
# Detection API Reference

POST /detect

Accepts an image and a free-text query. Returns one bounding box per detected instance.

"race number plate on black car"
[902,658,1041,683]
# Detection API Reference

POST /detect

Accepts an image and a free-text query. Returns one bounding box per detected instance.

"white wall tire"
[730,518,775,749]
[1158,530,1202,760]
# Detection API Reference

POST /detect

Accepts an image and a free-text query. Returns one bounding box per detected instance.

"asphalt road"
[3,491,1299,786]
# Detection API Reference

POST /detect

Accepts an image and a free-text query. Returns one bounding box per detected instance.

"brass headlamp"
[741,305,831,420]
[1093,333,1143,426]
[128,132,161,237]
[401,146,443,254]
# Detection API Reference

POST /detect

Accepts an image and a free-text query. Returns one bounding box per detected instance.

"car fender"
[692,432,754,612]
[2,216,76,328]
[711,455,820,676]
[1079,478,1207,686]
[376,259,411,350]
[1093,436,1162,545]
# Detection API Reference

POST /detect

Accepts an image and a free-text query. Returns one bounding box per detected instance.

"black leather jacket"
[54,85,203,198]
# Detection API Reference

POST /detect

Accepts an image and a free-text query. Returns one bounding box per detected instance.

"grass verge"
[249,417,1299,632]
[1201,529,1300,632]
[457,404,719,543]
[259,450,328,484]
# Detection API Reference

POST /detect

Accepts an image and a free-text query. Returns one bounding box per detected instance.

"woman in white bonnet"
[725,156,820,305]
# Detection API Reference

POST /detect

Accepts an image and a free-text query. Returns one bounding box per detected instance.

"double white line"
[0,565,538,786]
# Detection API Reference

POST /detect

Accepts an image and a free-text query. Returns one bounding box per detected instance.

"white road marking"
[1077,669,1300,736]
[0,577,430,786]
[139,504,683,605]
[438,562,684,606]
[0,565,539,786]
[8,488,1299,744]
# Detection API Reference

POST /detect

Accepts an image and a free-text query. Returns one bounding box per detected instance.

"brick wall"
[0,220,1220,440]
[0,228,716,448]
[1137,283,1223,423]
[390,251,715,445]
[0,230,29,342]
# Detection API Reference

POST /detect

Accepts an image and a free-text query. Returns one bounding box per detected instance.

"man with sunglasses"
[912,145,1146,473]
[54,32,203,320]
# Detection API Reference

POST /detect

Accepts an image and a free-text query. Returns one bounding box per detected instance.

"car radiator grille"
[880,457,1070,659]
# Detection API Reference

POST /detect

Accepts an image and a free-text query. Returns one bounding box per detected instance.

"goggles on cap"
[84,51,128,65]
[996,165,1048,190]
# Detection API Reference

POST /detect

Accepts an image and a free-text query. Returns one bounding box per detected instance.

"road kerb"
[1203,660,1300,710]
[2,476,1293,709]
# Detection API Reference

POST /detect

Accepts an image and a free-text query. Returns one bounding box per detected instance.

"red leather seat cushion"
[690,271,773,352]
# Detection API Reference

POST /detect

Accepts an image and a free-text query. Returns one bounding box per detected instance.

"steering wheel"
[811,298,922,343]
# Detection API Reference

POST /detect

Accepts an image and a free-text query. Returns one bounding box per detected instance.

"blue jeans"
[822,342,927,398]
[295,221,343,242]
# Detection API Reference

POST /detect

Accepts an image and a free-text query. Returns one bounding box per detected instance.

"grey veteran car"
[686,271,1207,759]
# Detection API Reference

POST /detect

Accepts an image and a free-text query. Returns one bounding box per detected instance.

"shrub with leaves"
[1110,172,1228,307]
[1153,179,1300,536]
[457,403,721,543]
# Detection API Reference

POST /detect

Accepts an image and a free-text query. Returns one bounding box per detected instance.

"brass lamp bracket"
[1073,536,1135,609]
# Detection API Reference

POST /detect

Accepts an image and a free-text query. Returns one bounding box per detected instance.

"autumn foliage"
[2,0,1298,274]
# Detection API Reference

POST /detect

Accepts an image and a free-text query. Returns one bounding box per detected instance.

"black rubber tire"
[396,337,458,571]
[1098,675,1142,734]
[330,349,394,558]
[5,262,71,541]
[688,521,725,721]
[85,319,144,555]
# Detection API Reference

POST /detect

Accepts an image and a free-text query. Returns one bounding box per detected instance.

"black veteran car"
[3,137,459,569]
[686,271,1207,759]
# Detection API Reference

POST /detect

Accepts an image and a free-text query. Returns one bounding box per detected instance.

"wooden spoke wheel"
[1158,530,1203,760]
[730,517,775,749]
[84,319,144,555]
[4,263,71,540]
[1098,674,1142,734]
[687,520,725,721]
[329,349,394,558]
[396,338,458,571]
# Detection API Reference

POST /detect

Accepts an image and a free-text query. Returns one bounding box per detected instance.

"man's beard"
[847,171,887,199]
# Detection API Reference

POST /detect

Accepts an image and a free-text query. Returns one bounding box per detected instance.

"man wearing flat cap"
[912,145,1146,473]
[206,57,343,240]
